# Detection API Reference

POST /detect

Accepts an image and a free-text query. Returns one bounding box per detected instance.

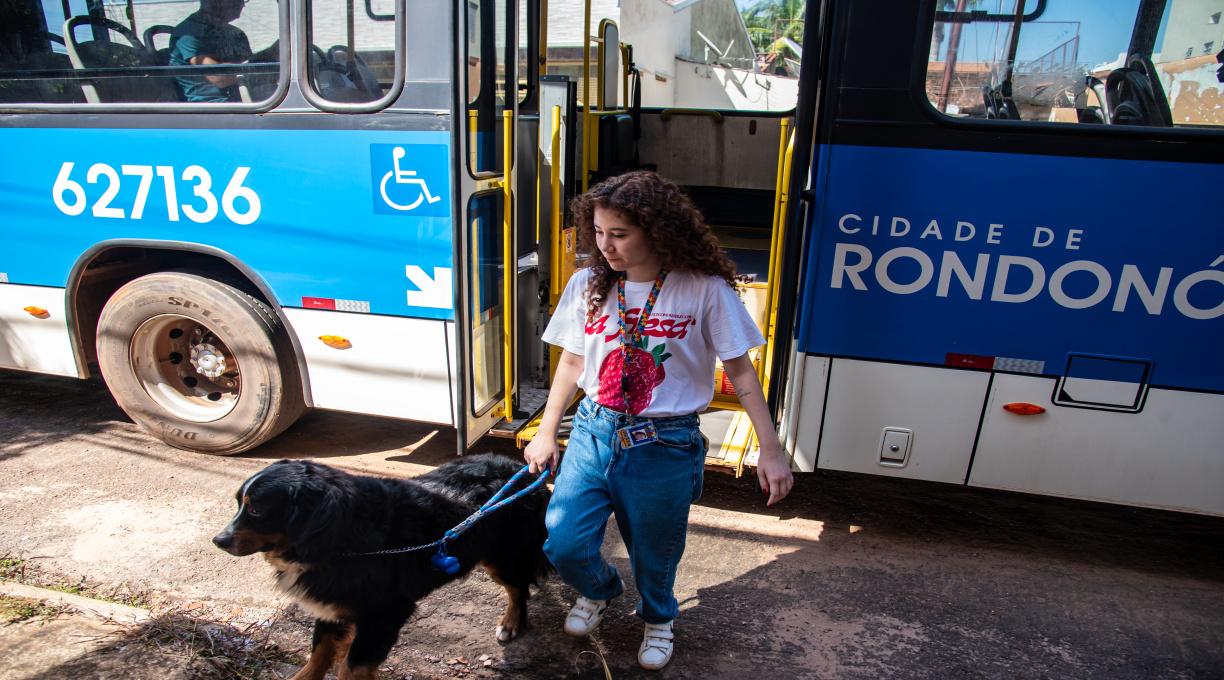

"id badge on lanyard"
[615,269,667,449]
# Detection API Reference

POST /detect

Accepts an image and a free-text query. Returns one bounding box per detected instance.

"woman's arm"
[523,349,585,474]
[721,353,794,506]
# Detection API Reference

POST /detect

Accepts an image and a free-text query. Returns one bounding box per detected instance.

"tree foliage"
[741,0,805,56]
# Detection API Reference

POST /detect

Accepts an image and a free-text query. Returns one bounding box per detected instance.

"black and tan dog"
[213,454,551,680]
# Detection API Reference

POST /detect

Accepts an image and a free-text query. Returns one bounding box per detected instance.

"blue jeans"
[544,397,706,624]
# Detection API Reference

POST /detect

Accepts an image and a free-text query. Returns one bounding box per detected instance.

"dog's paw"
[496,624,517,642]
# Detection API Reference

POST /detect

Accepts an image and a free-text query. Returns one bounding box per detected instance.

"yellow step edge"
[515,391,584,449]
[711,410,758,478]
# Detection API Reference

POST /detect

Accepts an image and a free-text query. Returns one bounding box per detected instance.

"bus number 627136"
[52,162,261,225]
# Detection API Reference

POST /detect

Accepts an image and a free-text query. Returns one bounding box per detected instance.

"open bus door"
[454,0,560,450]
[453,0,522,449]
[509,0,811,478]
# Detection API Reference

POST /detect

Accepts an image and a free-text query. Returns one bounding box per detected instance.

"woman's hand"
[522,350,584,476]
[720,352,794,506]
[524,434,559,475]
[755,437,793,507]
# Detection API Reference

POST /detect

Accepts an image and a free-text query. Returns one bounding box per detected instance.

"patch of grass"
[116,607,304,680]
[0,552,154,610]
[0,552,301,678]
[0,595,69,624]
[46,582,87,596]
[0,554,26,580]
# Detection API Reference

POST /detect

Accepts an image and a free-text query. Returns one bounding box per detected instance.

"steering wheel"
[311,44,330,66]
[1104,54,1173,127]
[309,44,377,102]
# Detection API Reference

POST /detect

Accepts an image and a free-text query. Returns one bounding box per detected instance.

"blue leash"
[343,465,551,574]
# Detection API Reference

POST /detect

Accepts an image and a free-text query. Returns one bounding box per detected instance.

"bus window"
[517,0,534,106]
[467,191,506,416]
[602,0,801,112]
[466,0,509,175]
[306,0,395,103]
[926,0,1224,128]
[0,0,282,105]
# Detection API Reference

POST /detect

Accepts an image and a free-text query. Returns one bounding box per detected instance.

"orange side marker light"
[318,335,352,349]
[1003,402,1046,416]
[23,306,49,319]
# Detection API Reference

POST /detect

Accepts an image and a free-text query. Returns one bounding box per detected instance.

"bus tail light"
[318,335,351,349]
[1003,403,1046,416]
[23,306,49,318]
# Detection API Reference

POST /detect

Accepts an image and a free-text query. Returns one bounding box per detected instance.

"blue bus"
[0,0,1221,515]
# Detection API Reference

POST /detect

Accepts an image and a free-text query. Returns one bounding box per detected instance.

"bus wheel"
[96,272,307,455]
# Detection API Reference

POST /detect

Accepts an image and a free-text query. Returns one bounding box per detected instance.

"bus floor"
[0,368,1220,680]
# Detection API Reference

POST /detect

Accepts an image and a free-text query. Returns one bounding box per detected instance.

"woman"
[525,171,793,670]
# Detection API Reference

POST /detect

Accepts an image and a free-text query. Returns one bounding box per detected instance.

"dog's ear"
[284,463,349,561]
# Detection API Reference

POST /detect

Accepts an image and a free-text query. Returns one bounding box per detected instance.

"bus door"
[455,0,557,448]
[454,0,515,448]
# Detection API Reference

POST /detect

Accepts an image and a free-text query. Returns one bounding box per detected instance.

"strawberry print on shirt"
[542,268,765,419]
[596,334,672,415]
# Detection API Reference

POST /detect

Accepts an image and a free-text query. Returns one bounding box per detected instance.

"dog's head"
[212,460,351,560]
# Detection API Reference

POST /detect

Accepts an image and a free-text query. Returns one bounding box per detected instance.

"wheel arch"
[66,239,314,408]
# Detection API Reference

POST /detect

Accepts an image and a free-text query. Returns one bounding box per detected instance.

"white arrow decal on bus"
[406,265,453,309]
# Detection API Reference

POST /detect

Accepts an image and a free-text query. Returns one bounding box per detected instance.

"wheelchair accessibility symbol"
[370,142,447,217]
[380,147,442,211]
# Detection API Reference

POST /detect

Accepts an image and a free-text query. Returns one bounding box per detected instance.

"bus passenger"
[169,0,253,102]
[525,171,794,671]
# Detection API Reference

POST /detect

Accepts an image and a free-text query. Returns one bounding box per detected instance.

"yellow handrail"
[759,119,791,386]
[501,109,514,422]
[760,126,797,388]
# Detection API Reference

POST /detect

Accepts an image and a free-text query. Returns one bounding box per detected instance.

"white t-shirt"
[541,268,766,418]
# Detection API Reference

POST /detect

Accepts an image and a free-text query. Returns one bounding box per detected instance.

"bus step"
[485,386,551,439]
[514,392,584,448]
[700,406,758,475]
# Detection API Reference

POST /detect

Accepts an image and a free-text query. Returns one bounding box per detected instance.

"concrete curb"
[0,581,151,624]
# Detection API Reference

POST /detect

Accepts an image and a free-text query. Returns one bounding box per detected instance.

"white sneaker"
[563,596,607,637]
[637,621,674,670]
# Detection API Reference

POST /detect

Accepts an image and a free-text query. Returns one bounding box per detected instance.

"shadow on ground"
[3,369,1223,679]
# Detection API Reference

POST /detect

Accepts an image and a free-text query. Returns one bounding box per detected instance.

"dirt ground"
[0,368,1222,680]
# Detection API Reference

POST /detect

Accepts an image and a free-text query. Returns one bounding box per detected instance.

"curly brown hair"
[571,171,745,321]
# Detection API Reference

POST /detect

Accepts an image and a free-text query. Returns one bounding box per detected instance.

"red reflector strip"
[1003,403,1046,415]
[945,353,995,370]
[303,297,336,310]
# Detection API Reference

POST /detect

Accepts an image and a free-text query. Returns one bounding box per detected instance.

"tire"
[97,271,307,455]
